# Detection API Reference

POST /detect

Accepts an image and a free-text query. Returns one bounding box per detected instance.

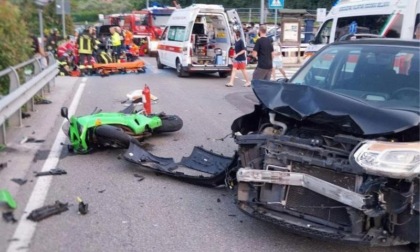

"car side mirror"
[61,107,69,120]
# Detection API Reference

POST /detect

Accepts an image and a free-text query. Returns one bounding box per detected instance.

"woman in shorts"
[226,30,250,87]
[272,40,288,81]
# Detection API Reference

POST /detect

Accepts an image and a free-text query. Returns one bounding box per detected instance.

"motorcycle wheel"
[155,115,183,133]
[95,125,131,148]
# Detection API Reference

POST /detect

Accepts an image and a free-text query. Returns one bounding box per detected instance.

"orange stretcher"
[93,60,146,76]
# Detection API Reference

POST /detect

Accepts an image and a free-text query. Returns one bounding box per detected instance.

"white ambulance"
[306,0,420,58]
[156,4,245,78]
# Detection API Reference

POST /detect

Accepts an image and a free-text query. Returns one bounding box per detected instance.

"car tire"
[157,55,164,69]
[176,59,189,77]
[95,125,131,148]
[219,71,229,78]
[154,115,183,133]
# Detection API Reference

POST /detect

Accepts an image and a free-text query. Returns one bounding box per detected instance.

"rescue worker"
[123,28,133,50]
[57,53,71,76]
[77,28,94,75]
[46,28,62,58]
[110,26,122,63]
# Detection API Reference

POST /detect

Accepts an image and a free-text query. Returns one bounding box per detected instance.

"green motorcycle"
[60,106,183,154]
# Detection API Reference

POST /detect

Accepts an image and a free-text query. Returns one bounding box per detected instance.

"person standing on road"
[272,39,288,81]
[110,26,122,62]
[77,29,94,75]
[252,25,274,80]
[226,30,251,87]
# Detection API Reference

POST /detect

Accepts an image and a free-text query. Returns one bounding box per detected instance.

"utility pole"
[61,0,66,38]
[260,0,264,24]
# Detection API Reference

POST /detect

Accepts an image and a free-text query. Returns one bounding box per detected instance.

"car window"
[160,27,168,40]
[291,44,420,108]
[335,15,395,40]
[314,19,333,45]
[167,26,187,42]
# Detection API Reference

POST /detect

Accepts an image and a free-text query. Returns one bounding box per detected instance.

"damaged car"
[232,39,419,248]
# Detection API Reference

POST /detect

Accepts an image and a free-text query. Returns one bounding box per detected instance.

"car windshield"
[291,43,420,110]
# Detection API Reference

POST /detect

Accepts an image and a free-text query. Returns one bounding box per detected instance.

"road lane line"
[7,80,87,252]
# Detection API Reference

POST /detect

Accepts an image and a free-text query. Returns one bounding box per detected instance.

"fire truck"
[103,7,175,56]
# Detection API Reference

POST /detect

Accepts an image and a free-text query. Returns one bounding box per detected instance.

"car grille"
[285,163,357,226]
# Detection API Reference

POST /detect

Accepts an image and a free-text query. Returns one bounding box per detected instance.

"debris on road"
[34,98,52,104]
[20,137,45,144]
[22,112,31,119]
[2,211,17,223]
[11,178,27,185]
[134,174,145,182]
[27,201,69,222]
[123,139,237,187]
[98,189,106,193]
[77,197,88,215]
[0,162,7,171]
[0,189,17,209]
[34,168,67,177]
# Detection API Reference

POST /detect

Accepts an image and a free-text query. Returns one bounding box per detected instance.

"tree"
[0,1,32,94]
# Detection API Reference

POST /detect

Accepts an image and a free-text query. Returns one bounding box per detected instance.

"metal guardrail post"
[46,52,56,92]
[7,67,22,129]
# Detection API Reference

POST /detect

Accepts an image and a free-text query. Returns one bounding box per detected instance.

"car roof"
[332,38,420,47]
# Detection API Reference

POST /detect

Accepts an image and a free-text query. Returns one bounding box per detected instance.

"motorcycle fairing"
[123,139,237,187]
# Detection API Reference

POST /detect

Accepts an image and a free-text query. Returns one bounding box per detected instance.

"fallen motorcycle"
[60,106,183,154]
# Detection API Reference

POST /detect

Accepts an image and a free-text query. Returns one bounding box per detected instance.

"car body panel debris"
[2,212,17,223]
[123,139,237,187]
[27,201,69,222]
[35,168,67,177]
[0,190,17,209]
[11,178,27,185]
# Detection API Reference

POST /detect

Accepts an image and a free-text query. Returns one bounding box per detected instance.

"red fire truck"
[103,7,175,56]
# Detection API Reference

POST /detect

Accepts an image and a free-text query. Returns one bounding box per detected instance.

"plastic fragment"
[27,201,69,222]
[35,168,67,177]
[77,197,88,215]
[0,189,17,209]
[3,212,17,223]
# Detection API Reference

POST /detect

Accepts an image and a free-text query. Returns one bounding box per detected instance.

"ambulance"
[156,4,245,78]
[305,0,420,58]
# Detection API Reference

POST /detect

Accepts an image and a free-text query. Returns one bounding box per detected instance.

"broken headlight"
[354,141,420,179]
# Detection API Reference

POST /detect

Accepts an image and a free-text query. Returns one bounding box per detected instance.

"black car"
[123,39,419,249]
[232,39,419,248]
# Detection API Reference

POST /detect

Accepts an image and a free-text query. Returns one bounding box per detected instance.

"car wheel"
[156,55,164,69]
[176,59,189,77]
[219,71,229,78]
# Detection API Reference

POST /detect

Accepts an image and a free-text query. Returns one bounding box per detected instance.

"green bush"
[0,1,32,95]
[72,12,100,23]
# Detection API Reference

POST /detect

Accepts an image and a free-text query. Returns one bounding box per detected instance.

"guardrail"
[0,52,58,146]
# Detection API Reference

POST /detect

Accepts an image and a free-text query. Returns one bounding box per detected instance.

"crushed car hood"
[251,80,420,136]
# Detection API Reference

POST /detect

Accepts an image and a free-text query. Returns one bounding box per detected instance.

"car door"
[158,27,169,65]
[226,9,246,46]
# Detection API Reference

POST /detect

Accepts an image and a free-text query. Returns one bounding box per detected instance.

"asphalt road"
[0,57,412,252]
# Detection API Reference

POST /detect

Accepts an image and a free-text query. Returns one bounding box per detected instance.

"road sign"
[268,0,285,9]
[56,0,71,15]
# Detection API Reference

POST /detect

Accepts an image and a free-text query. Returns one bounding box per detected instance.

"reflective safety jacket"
[78,34,93,54]
[124,30,133,46]
[111,32,122,47]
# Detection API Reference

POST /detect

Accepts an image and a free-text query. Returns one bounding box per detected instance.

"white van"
[306,0,420,57]
[156,4,244,77]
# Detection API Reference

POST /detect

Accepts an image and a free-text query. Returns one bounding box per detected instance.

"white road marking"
[7,81,87,252]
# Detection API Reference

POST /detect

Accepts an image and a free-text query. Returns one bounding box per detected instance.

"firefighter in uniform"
[77,29,94,75]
